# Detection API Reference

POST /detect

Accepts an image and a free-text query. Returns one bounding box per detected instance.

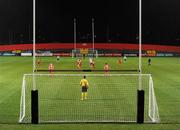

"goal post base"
[137,90,145,124]
[31,90,39,124]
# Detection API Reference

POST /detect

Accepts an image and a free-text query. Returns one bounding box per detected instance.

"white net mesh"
[19,74,159,123]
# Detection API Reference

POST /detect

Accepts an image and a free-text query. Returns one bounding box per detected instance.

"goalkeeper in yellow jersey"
[80,76,89,100]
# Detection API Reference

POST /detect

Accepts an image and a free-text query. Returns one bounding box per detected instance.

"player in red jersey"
[118,58,122,65]
[76,59,82,70]
[91,60,95,69]
[48,63,54,76]
[37,59,41,66]
[36,59,41,71]
[89,58,95,69]
[104,63,110,74]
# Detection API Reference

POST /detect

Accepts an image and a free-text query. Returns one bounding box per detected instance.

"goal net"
[19,74,159,123]
[72,49,98,58]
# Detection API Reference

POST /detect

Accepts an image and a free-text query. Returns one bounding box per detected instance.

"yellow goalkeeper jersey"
[80,79,89,87]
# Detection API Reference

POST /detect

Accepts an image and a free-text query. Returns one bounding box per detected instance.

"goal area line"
[23,73,151,76]
[36,69,139,72]
[19,120,158,124]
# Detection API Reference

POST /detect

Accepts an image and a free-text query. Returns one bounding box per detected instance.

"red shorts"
[78,64,82,67]
[104,69,109,72]
[49,70,54,73]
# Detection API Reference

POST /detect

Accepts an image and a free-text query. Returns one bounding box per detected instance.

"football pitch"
[0,57,180,130]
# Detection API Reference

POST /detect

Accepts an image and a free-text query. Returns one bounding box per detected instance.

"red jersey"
[118,59,122,64]
[77,59,82,66]
[92,61,95,67]
[48,64,54,70]
[104,64,109,70]
[37,59,41,64]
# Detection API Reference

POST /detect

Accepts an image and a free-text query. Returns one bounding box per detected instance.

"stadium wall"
[0,43,180,53]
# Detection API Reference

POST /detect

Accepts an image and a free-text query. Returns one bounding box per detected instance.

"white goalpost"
[73,18,97,58]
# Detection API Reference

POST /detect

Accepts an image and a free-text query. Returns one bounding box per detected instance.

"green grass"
[0,56,180,130]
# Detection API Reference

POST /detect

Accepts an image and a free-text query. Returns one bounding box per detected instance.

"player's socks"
[85,92,88,99]
[81,93,84,100]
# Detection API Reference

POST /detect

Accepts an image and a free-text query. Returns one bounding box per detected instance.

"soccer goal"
[19,74,160,123]
[72,49,98,58]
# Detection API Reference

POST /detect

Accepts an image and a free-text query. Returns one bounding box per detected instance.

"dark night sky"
[0,0,180,45]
